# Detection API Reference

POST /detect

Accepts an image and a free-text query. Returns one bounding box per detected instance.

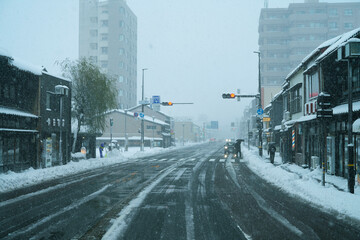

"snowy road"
[1,143,360,239]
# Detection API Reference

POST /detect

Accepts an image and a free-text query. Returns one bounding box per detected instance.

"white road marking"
[219,159,226,163]
[174,168,187,181]
[209,159,216,162]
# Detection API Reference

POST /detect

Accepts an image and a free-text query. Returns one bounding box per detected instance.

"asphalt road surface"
[1,142,360,240]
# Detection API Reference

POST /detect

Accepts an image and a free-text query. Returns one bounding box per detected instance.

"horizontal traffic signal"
[161,102,173,106]
[222,93,236,99]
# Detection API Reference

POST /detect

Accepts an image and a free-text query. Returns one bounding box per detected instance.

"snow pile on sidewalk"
[243,148,360,221]
[0,142,203,193]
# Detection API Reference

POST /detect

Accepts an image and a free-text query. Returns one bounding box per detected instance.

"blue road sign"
[257,108,264,115]
[152,95,160,104]
[139,113,145,118]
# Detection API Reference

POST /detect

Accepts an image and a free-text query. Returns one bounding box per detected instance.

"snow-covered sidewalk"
[0,143,201,193]
[242,146,360,221]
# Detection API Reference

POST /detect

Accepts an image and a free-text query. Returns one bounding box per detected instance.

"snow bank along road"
[1,143,360,239]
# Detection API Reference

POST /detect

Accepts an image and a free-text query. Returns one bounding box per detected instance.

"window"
[90,29,98,37]
[329,22,337,30]
[89,56,97,63]
[90,43,98,50]
[119,48,125,55]
[119,76,124,82]
[344,9,352,16]
[90,17,97,23]
[101,33,108,40]
[344,23,353,30]
[329,9,337,16]
[119,62,124,69]
[101,47,108,54]
[120,7,125,14]
[101,61,108,68]
[119,89,123,96]
[306,71,319,100]
[119,21,124,28]
[46,93,51,110]
[119,34,125,41]
[290,87,302,114]
[101,20,108,27]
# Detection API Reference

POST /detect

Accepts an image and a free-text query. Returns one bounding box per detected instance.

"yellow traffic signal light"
[230,93,235,98]
[168,101,173,106]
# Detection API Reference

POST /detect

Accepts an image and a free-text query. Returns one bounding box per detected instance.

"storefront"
[0,108,39,173]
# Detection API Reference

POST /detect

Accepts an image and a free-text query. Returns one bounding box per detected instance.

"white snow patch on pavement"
[0,143,203,193]
[242,147,360,221]
[102,164,178,240]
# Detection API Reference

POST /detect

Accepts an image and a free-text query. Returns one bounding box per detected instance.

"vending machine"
[327,136,335,175]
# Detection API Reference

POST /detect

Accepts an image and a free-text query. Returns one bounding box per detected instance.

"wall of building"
[79,0,137,109]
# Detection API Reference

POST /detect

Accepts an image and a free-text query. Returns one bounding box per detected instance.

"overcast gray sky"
[0,0,356,137]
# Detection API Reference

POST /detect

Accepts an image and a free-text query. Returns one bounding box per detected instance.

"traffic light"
[161,102,173,106]
[317,93,333,118]
[256,117,262,129]
[110,118,113,126]
[222,93,236,99]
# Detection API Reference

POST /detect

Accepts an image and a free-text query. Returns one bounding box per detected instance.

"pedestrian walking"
[268,143,276,164]
[99,143,104,158]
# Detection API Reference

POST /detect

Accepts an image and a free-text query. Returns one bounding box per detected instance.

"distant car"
[224,142,235,155]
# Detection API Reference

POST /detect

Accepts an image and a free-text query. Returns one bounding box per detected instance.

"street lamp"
[152,116,155,148]
[182,123,185,146]
[254,51,263,157]
[124,109,128,151]
[141,68,148,151]
[55,85,69,165]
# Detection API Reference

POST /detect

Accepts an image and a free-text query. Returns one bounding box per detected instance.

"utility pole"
[254,51,263,157]
[141,68,147,151]
[348,60,355,193]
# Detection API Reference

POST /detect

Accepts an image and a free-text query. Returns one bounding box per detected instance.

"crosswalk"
[136,157,238,163]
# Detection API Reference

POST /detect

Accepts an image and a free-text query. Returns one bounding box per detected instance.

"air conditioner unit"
[345,39,360,58]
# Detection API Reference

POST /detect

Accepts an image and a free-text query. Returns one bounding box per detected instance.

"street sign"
[152,95,160,104]
[139,113,145,118]
[134,112,139,117]
[257,108,264,115]
[263,117,271,122]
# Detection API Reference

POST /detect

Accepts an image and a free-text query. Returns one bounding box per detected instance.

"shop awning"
[0,128,38,133]
[353,119,360,133]
[0,106,38,118]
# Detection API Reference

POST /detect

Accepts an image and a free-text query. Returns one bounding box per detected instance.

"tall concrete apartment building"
[79,0,137,109]
[259,0,360,107]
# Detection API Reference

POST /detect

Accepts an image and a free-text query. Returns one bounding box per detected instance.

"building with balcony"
[79,0,137,109]
[259,0,360,107]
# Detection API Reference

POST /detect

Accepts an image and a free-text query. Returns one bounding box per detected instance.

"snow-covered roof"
[106,109,169,126]
[43,71,71,82]
[316,27,360,63]
[0,128,38,133]
[295,114,317,123]
[0,106,38,118]
[0,48,45,76]
[285,35,341,81]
